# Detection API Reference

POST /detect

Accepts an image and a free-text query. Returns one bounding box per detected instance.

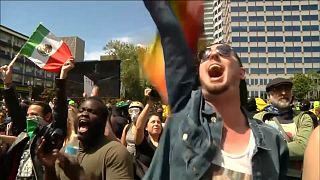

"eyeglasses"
[198,43,234,63]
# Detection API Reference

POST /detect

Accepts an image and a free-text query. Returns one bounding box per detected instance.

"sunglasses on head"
[198,43,235,63]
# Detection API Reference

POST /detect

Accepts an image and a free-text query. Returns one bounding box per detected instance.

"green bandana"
[26,116,41,138]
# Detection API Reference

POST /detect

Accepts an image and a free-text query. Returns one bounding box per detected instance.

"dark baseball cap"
[266,78,293,92]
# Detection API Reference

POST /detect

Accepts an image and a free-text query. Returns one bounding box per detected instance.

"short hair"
[85,96,109,120]
[30,101,52,117]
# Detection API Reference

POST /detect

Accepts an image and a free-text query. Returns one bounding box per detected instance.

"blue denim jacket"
[143,1,288,179]
[144,89,289,180]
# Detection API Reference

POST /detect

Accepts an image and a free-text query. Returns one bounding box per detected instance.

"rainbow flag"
[140,1,204,104]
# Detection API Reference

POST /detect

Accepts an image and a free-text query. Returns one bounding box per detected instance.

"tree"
[307,70,320,100]
[40,88,55,103]
[103,40,147,101]
[292,73,313,100]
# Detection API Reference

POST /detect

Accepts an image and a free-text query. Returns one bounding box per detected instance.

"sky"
[0,1,157,60]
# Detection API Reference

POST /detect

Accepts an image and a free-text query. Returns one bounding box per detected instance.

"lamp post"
[27,80,33,101]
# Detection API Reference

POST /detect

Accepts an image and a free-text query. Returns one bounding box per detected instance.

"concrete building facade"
[62,36,85,62]
[203,0,320,98]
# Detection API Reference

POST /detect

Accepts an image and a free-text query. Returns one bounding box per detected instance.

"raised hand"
[60,57,75,79]
[0,64,13,87]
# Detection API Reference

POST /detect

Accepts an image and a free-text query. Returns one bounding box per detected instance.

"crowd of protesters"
[0,1,320,180]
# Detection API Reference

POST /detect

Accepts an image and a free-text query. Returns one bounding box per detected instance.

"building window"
[286,47,301,52]
[287,68,303,74]
[286,57,302,63]
[283,5,299,11]
[232,37,248,42]
[248,6,264,11]
[232,26,247,32]
[231,6,246,12]
[249,26,265,32]
[241,57,249,63]
[251,68,267,74]
[306,68,320,73]
[266,16,282,21]
[302,25,319,31]
[250,47,266,52]
[267,36,283,42]
[268,57,284,63]
[304,57,320,63]
[250,57,266,63]
[284,15,300,21]
[304,46,320,52]
[303,36,320,42]
[267,26,283,31]
[302,15,318,21]
[266,6,281,11]
[285,36,301,42]
[301,5,318,11]
[249,16,264,21]
[284,26,301,31]
[268,47,284,52]
[251,79,254,85]
[234,47,249,53]
[249,36,266,42]
[232,16,247,22]
[269,68,285,74]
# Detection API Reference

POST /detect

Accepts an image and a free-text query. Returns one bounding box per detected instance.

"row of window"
[232,25,319,32]
[241,57,320,63]
[248,68,319,75]
[234,46,320,53]
[231,4,319,12]
[232,36,320,42]
[232,15,318,22]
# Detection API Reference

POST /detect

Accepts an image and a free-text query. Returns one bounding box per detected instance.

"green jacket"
[254,111,314,160]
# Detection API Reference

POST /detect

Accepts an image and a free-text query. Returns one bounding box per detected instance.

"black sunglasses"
[198,44,234,63]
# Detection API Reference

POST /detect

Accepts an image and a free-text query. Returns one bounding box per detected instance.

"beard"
[271,98,291,109]
[201,79,229,95]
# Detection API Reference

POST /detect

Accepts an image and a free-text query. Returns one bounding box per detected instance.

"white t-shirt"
[211,130,256,179]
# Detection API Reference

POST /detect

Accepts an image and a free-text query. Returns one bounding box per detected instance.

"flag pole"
[8,52,20,67]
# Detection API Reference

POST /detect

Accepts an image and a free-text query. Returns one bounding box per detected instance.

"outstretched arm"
[0,64,26,135]
[52,58,75,140]
[144,0,196,113]
[134,88,154,145]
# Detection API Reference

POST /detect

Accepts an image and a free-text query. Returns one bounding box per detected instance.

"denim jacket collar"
[177,89,273,178]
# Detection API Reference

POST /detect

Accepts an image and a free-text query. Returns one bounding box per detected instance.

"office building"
[62,36,85,62]
[204,0,320,98]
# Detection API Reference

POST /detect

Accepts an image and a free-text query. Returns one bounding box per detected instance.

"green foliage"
[103,40,147,101]
[292,73,313,100]
[306,70,320,100]
[40,88,55,103]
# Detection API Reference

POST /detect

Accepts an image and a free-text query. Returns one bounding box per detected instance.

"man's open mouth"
[78,119,90,133]
[208,64,224,78]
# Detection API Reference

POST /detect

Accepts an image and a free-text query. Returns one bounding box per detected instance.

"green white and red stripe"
[20,24,72,73]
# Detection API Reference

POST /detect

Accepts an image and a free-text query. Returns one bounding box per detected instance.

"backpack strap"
[272,117,291,142]
[295,111,318,129]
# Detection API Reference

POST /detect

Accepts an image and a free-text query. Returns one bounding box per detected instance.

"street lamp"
[27,80,34,101]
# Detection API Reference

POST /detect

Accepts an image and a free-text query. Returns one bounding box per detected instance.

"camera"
[35,126,64,152]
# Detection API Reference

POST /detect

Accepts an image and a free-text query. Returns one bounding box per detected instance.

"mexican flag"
[20,24,72,73]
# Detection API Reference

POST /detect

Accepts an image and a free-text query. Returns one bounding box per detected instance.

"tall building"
[62,36,85,62]
[204,0,320,98]
[0,25,56,99]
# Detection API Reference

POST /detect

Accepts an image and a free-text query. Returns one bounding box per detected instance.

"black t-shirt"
[136,135,157,167]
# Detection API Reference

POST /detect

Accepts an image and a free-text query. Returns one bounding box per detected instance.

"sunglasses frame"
[198,43,235,63]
